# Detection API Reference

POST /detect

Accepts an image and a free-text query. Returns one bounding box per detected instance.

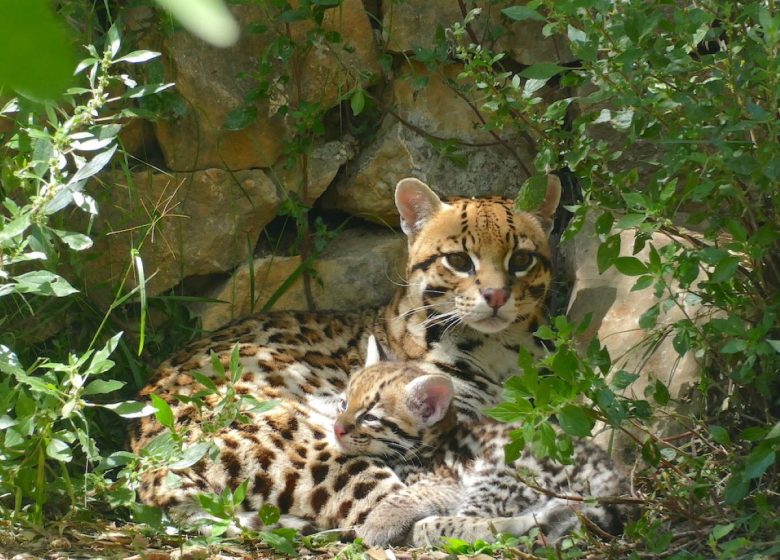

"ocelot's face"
[406,196,554,334]
[333,362,454,460]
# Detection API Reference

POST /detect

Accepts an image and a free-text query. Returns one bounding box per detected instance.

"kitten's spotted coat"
[335,344,629,546]
[131,177,561,541]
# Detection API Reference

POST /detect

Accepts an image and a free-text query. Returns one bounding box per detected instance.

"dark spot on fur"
[312,464,329,485]
[353,482,373,500]
[310,487,329,514]
[278,471,299,513]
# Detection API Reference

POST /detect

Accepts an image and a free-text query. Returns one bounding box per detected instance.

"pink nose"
[334,423,347,439]
[482,288,508,310]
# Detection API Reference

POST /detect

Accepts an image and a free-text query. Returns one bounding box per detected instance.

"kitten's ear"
[364,335,390,367]
[395,178,443,237]
[536,174,562,236]
[404,374,453,427]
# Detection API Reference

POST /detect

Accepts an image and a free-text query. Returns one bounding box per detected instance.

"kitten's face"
[396,178,560,334]
[333,361,454,461]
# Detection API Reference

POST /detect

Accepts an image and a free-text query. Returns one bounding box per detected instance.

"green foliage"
[453,0,779,556]
[0,21,177,525]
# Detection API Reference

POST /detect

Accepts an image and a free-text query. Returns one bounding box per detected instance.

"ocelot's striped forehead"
[436,196,549,252]
[410,196,552,268]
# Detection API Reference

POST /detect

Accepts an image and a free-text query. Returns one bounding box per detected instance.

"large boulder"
[154,1,378,172]
[194,228,406,330]
[563,217,704,465]
[85,168,279,300]
[382,0,574,65]
[321,62,535,223]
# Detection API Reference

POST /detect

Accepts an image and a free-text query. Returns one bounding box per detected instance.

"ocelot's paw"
[356,504,417,547]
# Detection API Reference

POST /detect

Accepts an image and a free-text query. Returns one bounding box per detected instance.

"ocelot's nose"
[333,422,350,439]
[481,288,508,311]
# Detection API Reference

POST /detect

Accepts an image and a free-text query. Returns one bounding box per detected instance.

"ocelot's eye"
[444,252,473,273]
[509,251,536,275]
[361,413,379,423]
[338,399,347,412]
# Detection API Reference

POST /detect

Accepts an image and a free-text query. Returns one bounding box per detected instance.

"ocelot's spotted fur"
[335,341,629,546]
[131,176,561,541]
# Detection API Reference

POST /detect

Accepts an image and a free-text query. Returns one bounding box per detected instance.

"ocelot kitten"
[334,340,630,546]
[130,176,561,536]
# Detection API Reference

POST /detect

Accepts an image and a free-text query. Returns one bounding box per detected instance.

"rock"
[154,2,378,172]
[195,228,406,330]
[322,62,535,224]
[290,0,381,110]
[272,138,356,205]
[383,0,573,65]
[154,5,289,171]
[563,216,703,466]
[85,168,279,301]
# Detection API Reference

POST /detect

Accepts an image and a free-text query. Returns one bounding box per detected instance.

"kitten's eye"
[509,251,536,275]
[444,252,473,273]
[361,413,379,423]
[338,399,347,412]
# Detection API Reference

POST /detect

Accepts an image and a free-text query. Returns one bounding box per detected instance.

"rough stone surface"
[272,139,356,205]
[194,228,406,331]
[154,6,288,171]
[383,0,573,65]
[85,168,279,300]
[321,62,535,224]
[154,2,378,172]
[291,0,381,110]
[563,217,703,466]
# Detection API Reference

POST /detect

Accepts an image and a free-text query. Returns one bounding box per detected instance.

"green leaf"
[52,229,93,251]
[611,370,639,390]
[12,271,78,297]
[638,303,660,329]
[192,371,218,393]
[721,339,747,354]
[711,523,734,541]
[260,503,281,526]
[652,379,670,406]
[115,50,160,64]
[519,63,567,80]
[233,480,249,505]
[744,444,775,480]
[0,0,75,100]
[613,256,648,276]
[170,442,212,470]
[556,405,593,437]
[709,424,730,445]
[516,175,548,212]
[223,106,257,131]
[150,394,175,431]
[501,6,545,22]
[597,235,621,273]
[631,275,654,292]
[350,89,365,116]
[641,439,661,467]
[46,438,73,462]
[486,402,530,423]
[615,213,646,229]
[710,256,740,283]
[259,530,297,555]
[82,379,125,395]
[724,474,748,504]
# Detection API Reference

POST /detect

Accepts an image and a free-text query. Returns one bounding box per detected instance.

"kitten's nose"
[482,288,508,310]
[333,422,348,439]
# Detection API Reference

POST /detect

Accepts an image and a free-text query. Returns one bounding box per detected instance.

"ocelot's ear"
[404,374,453,427]
[364,335,391,367]
[536,174,562,236]
[395,178,443,237]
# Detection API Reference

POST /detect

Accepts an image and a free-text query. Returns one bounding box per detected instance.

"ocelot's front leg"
[355,474,462,547]
[410,498,582,547]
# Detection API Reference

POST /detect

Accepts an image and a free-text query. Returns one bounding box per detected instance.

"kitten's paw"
[356,507,415,547]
